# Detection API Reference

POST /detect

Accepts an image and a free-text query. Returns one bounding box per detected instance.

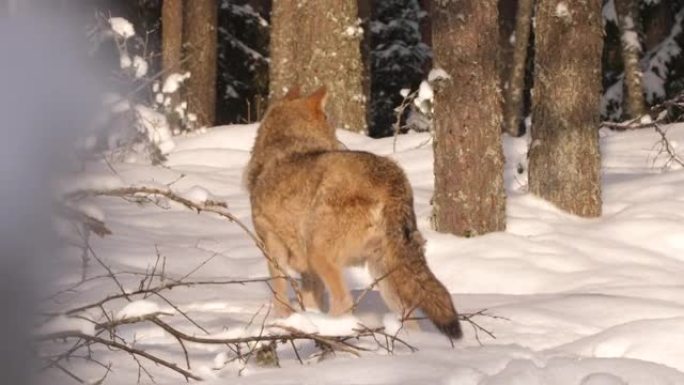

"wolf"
[245,87,462,339]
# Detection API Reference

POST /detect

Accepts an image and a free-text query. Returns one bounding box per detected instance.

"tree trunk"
[183,0,217,128]
[502,0,533,136]
[498,0,517,131]
[162,0,183,130]
[615,0,646,118]
[419,0,433,72]
[432,0,506,237]
[269,0,367,132]
[269,0,299,99]
[643,0,673,52]
[529,0,603,218]
[162,0,183,75]
[358,0,372,122]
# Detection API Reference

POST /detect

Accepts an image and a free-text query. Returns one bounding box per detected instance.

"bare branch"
[459,309,509,346]
[63,185,306,310]
[393,90,418,153]
[55,362,85,384]
[653,123,684,168]
[38,332,203,381]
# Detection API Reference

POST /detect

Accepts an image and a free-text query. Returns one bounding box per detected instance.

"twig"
[76,227,129,301]
[353,323,418,354]
[347,267,397,313]
[653,123,684,168]
[90,362,113,385]
[238,305,274,374]
[177,252,219,283]
[55,362,85,384]
[150,291,209,335]
[290,339,304,364]
[142,245,163,296]
[459,309,508,346]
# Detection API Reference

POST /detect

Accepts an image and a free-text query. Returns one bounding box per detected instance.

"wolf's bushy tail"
[371,197,463,339]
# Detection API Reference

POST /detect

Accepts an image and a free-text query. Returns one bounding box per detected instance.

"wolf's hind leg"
[301,271,326,312]
[309,253,353,316]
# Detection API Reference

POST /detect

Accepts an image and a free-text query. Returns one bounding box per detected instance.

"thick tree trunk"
[269,0,299,99]
[162,0,183,75]
[615,0,646,118]
[432,0,506,236]
[502,0,533,136]
[529,0,603,218]
[269,0,367,132]
[183,0,217,128]
[498,0,517,130]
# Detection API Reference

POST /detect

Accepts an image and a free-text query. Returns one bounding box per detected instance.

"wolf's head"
[245,86,339,191]
[264,86,335,142]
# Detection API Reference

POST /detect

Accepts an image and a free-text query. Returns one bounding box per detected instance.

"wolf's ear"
[306,86,327,111]
[283,86,301,100]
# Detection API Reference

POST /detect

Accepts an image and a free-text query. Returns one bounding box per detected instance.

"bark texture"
[184,0,218,127]
[432,0,506,236]
[162,0,184,130]
[643,0,673,52]
[269,0,367,132]
[502,0,533,136]
[419,0,433,72]
[529,0,603,217]
[498,0,517,130]
[162,0,183,75]
[615,0,646,118]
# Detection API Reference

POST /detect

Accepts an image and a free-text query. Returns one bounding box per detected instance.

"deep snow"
[41,122,684,384]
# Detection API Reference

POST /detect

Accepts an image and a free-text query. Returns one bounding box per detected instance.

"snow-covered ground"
[42,123,684,384]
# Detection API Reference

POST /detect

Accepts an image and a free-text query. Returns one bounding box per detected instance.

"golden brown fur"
[245,87,462,339]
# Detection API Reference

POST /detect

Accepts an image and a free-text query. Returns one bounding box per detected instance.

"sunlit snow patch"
[116,300,172,320]
[273,312,361,336]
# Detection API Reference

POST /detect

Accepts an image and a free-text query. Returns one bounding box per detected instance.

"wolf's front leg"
[268,260,294,317]
[262,232,295,317]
